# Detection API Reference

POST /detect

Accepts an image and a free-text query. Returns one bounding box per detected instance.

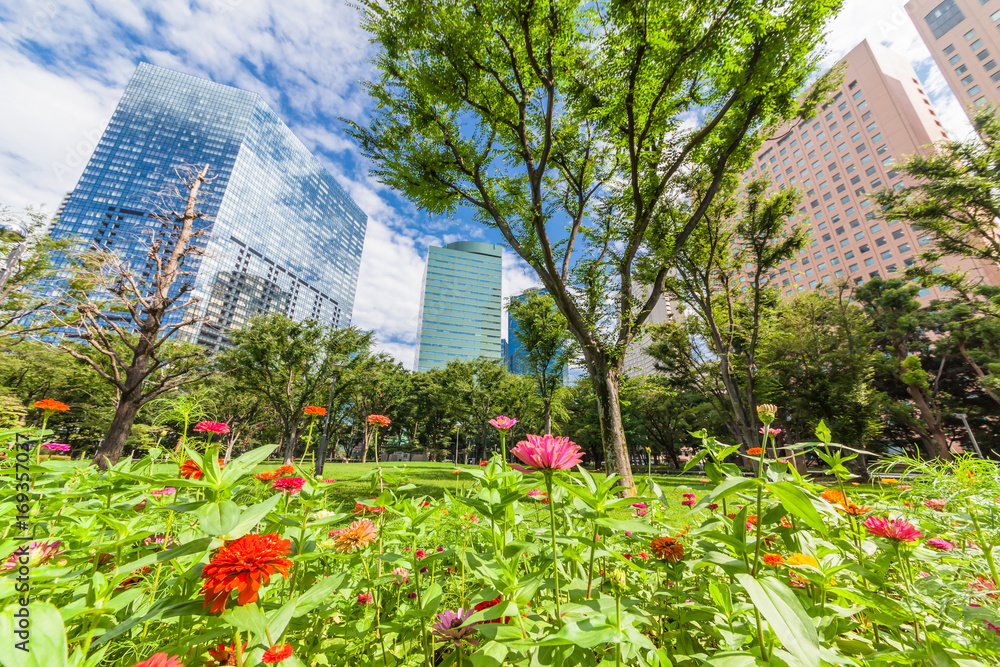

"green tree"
[654,179,807,450]
[755,289,881,450]
[221,314,373,464]
[347,0,840,490]
[508,290,572,433]
[346,352,411,462]
[855,277,954,460]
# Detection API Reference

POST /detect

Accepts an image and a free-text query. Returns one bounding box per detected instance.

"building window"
[986,60,997,72]
[971,38,984,50]
[899,243,911,253]
[926,0,966,40]
[970,84,982,95]
[950,53,962,65]
[849,263,859,273]
[919,235,932,246]
[865,257,875,267]
[979,50,991,61]
[835,269,845,278]
[965,28,977,41]
[845,250,855,259]
[976,96,988,107]
[956,63,968,75]
[962,74,975,85]
[881,250,892,260]
[944,44,956,55]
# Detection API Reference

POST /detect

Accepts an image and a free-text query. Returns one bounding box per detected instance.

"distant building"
[623,288,677,377]
[414,241,503,372]
[43,62,367,349]
[907,0,1000,122]
[745,39,1000,301]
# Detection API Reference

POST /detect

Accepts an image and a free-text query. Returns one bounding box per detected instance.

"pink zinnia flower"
[150,487,175,497]
[707,504,719,510]
[924,499,947,511]
[636,510,648,516]
[357,593,374,605]
[415,549,427,560]
[132,653,183,667]
[986,621,1000,636]
[41,442,71,452]
[632,503,647,509]
[392,567,410,584]
[510,434,584,472]
[863,517,923,542]
[681,499,695,507]
[193,421,230,434]
[272,477,305,494]
[1,541,61,570]
[624,531,632,536]
[432,608,479,647]
[926,539,955,551]
[488,416,518,431]
[759,427,782,435]
[682,493,695,499]
[527,489,544,497]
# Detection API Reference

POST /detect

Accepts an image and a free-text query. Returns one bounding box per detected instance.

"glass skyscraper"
[45,63,367,348]
[414,241,502,372]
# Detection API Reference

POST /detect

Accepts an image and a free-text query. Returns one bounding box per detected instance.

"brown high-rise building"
[745,39,1000,301]
[907,0,1000,122]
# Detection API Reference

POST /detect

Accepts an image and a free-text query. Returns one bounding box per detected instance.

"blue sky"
[0,0,976,367]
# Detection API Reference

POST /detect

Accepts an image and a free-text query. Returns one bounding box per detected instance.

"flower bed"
[2,421,999,666]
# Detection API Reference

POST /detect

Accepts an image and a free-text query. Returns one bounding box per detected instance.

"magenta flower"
[681,499,695,507]
[193,421,230,434]
[272,477,305,494]
[863,517,923,542]
[636,510,648,516]
[488,416,518,431]
[432,608,479,647]
[41,442,71,452]
[624,531,632,536]
[707,503,719,510]
[632,503,647,509]
[986,621,1000,636]
[510,434,584,472]
[150,487,176,497]
[682,493,695,499]
[415,549,427,560]
[759,427,782,435]
[357,593,374,605]
[926,538,955,551]
[2,541,61,570]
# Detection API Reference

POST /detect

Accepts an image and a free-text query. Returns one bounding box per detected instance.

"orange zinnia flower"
[746,515,758,526]
[762,553,785,567]
[254,471,279,481]
[820,488,845,504]
[33,399,70,412]
[261,644,293,664]
[304,405,326,416]
[746,447,763,456]
[837,501,871,516]
[275,465,295,476]
[201,533,292,613]
[650,537,684,562]
[880,478,898,485]
[368,414,391,427]
[331,519,378,552]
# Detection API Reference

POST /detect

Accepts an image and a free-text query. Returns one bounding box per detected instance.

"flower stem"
[544,472,562,626]
[234,628,243,667]
[969,503,1000,589]
[586,523,599,599]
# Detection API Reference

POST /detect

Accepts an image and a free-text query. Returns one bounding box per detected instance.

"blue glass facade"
[506,287,569,382]
[415,241,502,372]
[46,63,366,348]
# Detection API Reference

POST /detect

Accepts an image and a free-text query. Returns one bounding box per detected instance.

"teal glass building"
[45,63,367,349]
[415,241,503,372]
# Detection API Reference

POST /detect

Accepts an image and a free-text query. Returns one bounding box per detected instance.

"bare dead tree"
[55,165,217,469]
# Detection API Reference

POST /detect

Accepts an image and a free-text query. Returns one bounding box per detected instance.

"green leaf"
[228,494,282,539]
[735,574,819,667]
[196,500,241,536]
[593,517,657,534]
[0,602,66,667]
[470,641,509,667]
[221,603,269,646]
[694,477,755,511]
[765,481,828,536]
[118,537,214,575]
[294,573,349,615]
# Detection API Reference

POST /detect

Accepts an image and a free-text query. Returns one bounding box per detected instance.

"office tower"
[907,0,1000,121]
[623,289,676,377]
[46,62,367,349]
[745,39,1000,301]
[414,241,503,372]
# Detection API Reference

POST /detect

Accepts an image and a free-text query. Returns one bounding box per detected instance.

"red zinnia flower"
[208,641,247,664]
[272,477,305,494]
[201,533,292,613]
[304,405,326,416]
[368,414,391,427]
[193,421,230,434]
[180,458,223,480]
[353,502,385,515]
[131,654,182,667]
[261,644,293,664]
[863,517,922,542]
[33,399,70,412]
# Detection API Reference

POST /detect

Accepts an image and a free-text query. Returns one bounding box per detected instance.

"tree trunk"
[959,343,1000,407]
[906,384,953,461]
[543,400,552,435]
[590,361,635,493]
[361,423,370,463]
[94,392,142,469]
[224,433,238,463]
[282,421,299,464]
